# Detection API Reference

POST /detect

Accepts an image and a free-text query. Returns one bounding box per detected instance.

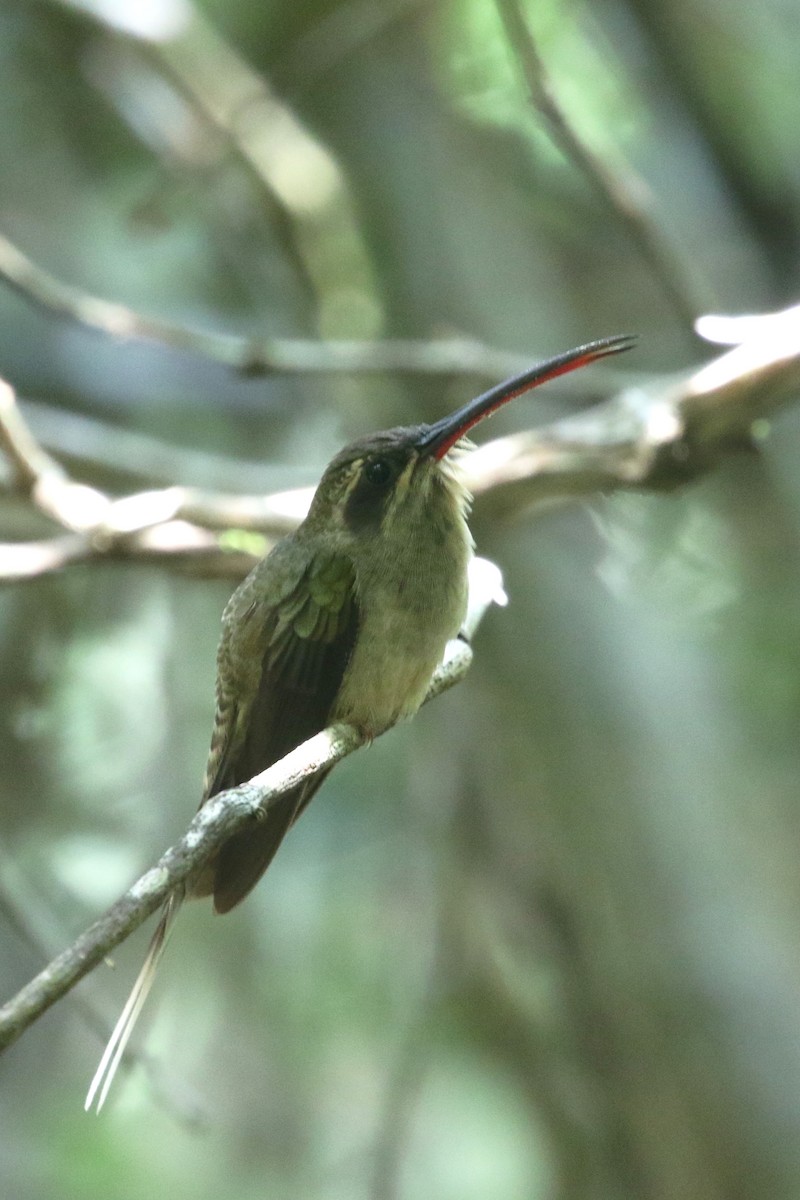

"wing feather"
[196,543,359,913]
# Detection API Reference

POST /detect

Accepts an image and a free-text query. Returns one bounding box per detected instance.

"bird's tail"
[84,890,182,1113]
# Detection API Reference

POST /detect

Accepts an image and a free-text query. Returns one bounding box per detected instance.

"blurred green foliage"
[2,1,800,1198]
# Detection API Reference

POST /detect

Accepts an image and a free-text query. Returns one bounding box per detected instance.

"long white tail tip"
[85,895,180,1113]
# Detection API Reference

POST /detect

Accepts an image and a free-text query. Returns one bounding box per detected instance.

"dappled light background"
[1,1,800,1198]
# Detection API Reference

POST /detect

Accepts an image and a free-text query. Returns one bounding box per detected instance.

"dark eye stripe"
[344,455,403,532]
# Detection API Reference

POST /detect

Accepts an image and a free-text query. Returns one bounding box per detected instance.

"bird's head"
[304,335,635,544]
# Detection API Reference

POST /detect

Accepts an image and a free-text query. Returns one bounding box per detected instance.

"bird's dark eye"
[364,457,394,487]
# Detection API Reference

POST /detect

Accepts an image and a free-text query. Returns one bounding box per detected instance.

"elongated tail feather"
[84,891,182,1113]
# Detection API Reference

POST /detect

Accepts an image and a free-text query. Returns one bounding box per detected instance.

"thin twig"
[20,398,299,491]
[3,315,800,581]
[0,231,635,387]
[0,565,507,1051]
[0,858,209,1127]
[0,727,358,1051]
[494,0,709,328]
[0,646,473,1052]
[0,524,263,582]
[464,304,800,520]
[0,375,284,578]
[0,378,66,490]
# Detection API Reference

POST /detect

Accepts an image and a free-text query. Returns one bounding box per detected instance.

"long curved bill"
[416,334,636,460]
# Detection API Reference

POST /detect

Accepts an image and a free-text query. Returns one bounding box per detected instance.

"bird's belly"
[333,579,466,734]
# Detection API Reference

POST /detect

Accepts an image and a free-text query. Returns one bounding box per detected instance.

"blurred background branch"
[3,314,799,579]
[2,0,800,1197]
[0,229,636,383]
[494,0,710,329]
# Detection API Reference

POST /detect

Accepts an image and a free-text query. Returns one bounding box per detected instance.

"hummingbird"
[85,333,633,1110]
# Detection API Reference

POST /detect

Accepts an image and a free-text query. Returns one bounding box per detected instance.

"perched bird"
[86,334,633,1110]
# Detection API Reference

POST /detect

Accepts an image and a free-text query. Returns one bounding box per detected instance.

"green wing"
[198,543,359,913]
